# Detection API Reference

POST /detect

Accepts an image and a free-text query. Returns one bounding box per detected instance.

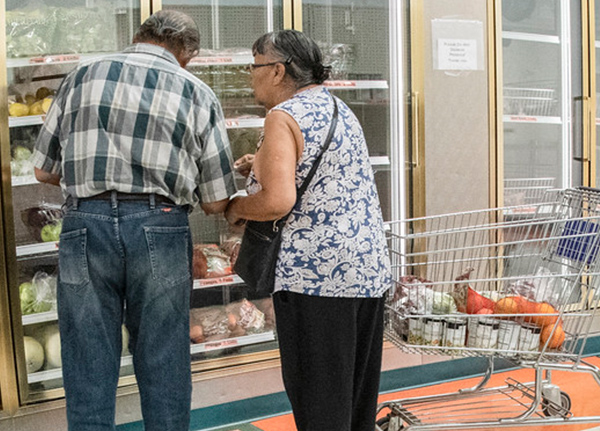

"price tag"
[324,81,357,87]
[29,54,81,64]
[189,57,234,65]
[509,116,537,122]
[197,275,236,287]
[204,339,239,351]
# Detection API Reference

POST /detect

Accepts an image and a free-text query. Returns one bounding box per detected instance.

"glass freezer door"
[298,0,396,221]
[155,1,284,372]
[2,0,143,404]
[500,0,585,198]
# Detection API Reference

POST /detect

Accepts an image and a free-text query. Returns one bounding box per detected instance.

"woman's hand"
[233,154,255,178]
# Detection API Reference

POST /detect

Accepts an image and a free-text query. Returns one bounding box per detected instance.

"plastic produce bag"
[226,299,265,333]
[6,7,57,58]
[21,203,63,242]
[20,271,57,315]
[505,266,561,307]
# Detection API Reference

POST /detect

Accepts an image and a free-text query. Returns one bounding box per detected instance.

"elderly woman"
[225,30,391,430]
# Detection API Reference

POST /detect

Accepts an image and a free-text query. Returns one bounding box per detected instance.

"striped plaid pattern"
[33,43,236,206]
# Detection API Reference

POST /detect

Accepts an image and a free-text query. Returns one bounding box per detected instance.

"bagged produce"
[505,266,561,307]
[6,7,57,58]
[21,204,63,242]
[19,271,57,315]
[53,5,117,54]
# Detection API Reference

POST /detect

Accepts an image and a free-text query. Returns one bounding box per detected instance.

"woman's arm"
[225,110,303,224]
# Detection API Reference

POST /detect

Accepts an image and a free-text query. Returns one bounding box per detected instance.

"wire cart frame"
[377,188,600,430]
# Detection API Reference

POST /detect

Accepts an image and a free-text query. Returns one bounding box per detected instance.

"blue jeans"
[58,194,192,431]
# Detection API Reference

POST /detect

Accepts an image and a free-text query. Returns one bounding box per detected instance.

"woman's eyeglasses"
[245,57,293,73]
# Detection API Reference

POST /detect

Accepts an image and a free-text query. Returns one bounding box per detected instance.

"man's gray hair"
[134,10,200,59]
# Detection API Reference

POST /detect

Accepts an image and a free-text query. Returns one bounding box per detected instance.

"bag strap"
[272,97,338,228]
[296,97,339,200]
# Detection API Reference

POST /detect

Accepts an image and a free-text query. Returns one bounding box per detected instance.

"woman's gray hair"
[253,30,330,88]
[134,10,200,59]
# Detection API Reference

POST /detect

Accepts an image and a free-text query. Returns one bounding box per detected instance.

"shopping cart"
[376,188,600,430]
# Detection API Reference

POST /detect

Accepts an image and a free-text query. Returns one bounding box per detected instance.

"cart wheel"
[542,390,571,417]
[376,416,404,430]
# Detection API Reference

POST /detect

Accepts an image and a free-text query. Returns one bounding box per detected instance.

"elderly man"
[32,10,236,431]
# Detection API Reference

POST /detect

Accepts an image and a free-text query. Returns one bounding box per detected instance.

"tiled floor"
[228,356,600,431]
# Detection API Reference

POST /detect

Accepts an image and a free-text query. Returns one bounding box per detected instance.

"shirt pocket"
[144,226,191,286]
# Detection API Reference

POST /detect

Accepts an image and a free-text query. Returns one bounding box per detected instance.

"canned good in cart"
[519,322,542,353]
[497,320,521,354]
[443,316,467,348]
[407,316,424,344]
[473,317,499,349]
[422,317,444,346]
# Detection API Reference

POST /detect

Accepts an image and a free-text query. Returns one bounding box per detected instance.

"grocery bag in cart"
[377,187,600,430]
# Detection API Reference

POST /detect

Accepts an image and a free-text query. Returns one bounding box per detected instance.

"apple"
[40,221,62,242]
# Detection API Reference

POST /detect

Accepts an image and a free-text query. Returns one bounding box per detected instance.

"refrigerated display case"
[500,0,585,199]
[0,0,402,414]
[0,0,145,405]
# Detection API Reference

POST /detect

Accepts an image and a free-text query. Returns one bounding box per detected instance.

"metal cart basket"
[377,188,600,430]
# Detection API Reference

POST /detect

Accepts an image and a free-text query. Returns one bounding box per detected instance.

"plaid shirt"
[33,43,236,206]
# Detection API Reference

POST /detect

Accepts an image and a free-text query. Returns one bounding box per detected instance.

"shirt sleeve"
[195,98,237,203]
[31,74,70,175]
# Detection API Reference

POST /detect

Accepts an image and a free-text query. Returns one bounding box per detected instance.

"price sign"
[324,81,357,88]
[189,57,234,65]
[204,339,239,351]
[29,54,81,64]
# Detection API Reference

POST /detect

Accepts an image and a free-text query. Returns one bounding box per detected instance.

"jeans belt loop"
[110,190,119,209]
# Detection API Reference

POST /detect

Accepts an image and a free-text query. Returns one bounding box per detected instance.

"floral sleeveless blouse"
[246,86,391,298]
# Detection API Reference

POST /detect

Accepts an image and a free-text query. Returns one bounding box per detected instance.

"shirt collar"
[123,43,180,66]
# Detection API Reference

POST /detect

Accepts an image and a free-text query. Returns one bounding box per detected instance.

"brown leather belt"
[82,191,175,206]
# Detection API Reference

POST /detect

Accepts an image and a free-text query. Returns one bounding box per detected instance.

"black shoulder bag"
[234,99,339,294]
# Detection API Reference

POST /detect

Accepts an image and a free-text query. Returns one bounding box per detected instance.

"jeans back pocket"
[59,228,90,287]
[144,226,190,286]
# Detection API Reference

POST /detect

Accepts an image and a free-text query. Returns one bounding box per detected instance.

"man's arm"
[34,167,61,186]
[200,198,230,215]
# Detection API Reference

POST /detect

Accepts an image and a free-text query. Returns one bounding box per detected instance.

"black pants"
[273,291,385,431]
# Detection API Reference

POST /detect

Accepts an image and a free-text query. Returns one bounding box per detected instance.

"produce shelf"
[12,175,38,186]
[27,355,133,384]
[27,331,276,383]
[16,242,59,257]
[7,53,110,69]
[190,330,275,354]
[22,311,58,326]
[9,115,263,130]
[9,115,44,128]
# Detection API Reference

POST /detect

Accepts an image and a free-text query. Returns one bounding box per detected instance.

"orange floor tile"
[251,356,600,431]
